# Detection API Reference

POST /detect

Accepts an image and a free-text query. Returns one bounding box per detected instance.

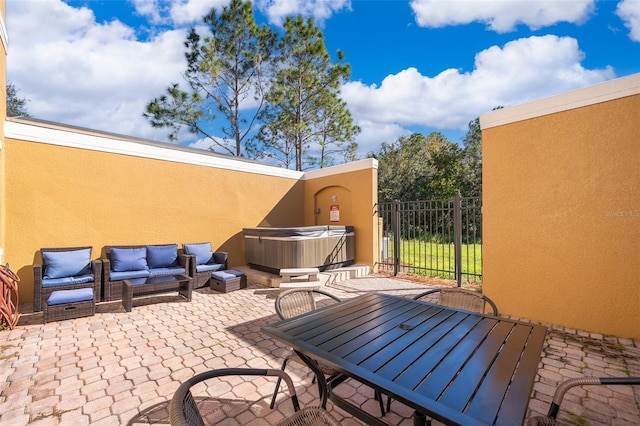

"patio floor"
[0,274,638,425]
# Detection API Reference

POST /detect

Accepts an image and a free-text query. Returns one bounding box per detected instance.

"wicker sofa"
[102,244,189,301]
[33,246,102,314]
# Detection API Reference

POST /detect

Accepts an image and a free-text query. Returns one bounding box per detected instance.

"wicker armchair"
[182,242,228,289]
[169,367,339,426]
[33,246,101,312]
[270,288,343,409]
[528,377,640,425]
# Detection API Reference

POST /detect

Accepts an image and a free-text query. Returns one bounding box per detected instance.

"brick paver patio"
[0,275,638,425]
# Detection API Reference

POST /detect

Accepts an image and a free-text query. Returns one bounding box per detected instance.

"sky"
[5,0,640,161]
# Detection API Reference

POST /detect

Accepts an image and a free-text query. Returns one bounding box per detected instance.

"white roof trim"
[480,73,640,130]
[4,120,304,179]
[0,10,7,54]
[302,158,378,180]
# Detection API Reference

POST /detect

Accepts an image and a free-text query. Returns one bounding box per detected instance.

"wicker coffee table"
[122,274,192,312]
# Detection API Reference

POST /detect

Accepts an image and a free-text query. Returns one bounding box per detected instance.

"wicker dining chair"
[412,287,499,315]
[377,287,499,417]
[527,376,640,425]
[270,288,343,409]
[169,367,339,426]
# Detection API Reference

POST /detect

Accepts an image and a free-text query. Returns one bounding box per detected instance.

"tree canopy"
[145,2,359,169]
[6,82,30,117]
[371,118,483,201]
[254,16,359,170]
[145,0,274,156]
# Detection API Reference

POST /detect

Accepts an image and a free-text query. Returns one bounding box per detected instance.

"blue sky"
[6,0,640,160]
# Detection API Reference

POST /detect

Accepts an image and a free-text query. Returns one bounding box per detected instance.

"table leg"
[295,351,328,408]
[180,277,192,301]
[412,411,432,426]
[291,350,390,426]
[329,390,389,426]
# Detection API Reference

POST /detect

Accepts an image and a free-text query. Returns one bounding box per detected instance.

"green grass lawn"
[384,239,482,281]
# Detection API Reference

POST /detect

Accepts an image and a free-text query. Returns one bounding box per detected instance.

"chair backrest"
[413,288,499,316]
[38,246,97,279]
[40,246,93,268]
[169,368,300,426]
[276,289,342,320]
[527,376,640,425]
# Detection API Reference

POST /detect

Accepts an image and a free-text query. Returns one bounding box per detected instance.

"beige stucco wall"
[303,161,379,270]
[2,118,378,306]
[0,0,379,309]
[0,0,379,307]
[481,75,640,339]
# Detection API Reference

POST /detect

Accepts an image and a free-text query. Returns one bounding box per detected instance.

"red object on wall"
[330,205,340,222]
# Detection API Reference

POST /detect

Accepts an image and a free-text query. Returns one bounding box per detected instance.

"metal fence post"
[454,193,462,287]
[393,200,400,276]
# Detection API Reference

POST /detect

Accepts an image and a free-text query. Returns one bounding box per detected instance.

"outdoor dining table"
[262,292,547,426]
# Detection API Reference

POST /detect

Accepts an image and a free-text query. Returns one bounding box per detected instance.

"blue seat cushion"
[225,269,245,277]
[146,244,178,268]
[48,288,94,305]
[183,243,213,265]
[111,247,148,272]
[43,248,92,279]
[42,274,95,288]
[148,267,185,277]
[196,263,224,273]
[110,270,150,281]
[212,270,238,281]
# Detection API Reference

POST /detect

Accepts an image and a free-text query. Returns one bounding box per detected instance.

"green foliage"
[145,83,206,141]
[6,81,30,117]
[373,132,464,201]
[460,117,482,197]
[144,3,359,168]
[314,88,360,168]
[254,16,360,170]
[372,111,501,201]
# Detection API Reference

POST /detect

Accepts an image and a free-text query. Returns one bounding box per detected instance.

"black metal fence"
[377,194,482,285]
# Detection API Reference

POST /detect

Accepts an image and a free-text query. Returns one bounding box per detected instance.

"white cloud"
[169,0,228,25]
[616,0,640,41]
[7,0,187,141]
[410,0,595,32]
[352,121,411,156]
[130,0,226,25]
[187,137,217,151]
[341,35,615,142]
[4,1,623,161]
[131,0,167,25]
[256,0,351,25]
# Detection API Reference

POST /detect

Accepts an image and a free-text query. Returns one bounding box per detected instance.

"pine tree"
[6,82,30,117]
[144,0,275,156]
[254,16,360,170]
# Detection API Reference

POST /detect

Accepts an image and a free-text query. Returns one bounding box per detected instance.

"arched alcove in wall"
[313,185,352,226]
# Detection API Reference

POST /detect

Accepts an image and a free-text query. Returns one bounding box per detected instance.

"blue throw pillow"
[111,247,148,272]
[183,243,213,265]
[146,244,178,268]
[43,248,92,279]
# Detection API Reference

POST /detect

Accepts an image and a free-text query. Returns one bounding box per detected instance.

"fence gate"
[377,194,482,286]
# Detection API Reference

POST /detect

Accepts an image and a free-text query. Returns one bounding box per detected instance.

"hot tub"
[243,226,355,274]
